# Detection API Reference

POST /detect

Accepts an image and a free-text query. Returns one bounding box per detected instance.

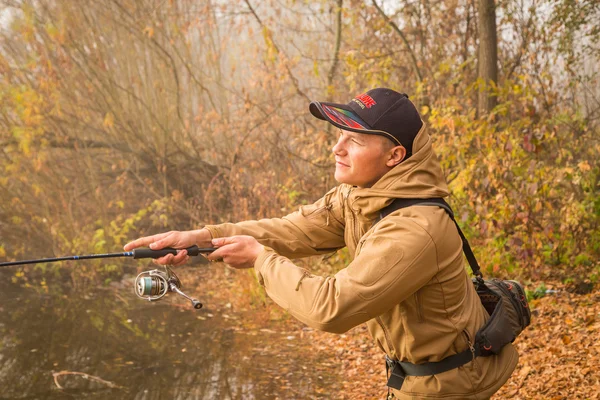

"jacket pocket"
[301,204,327,219]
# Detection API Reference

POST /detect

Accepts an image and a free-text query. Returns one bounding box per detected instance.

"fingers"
[148,235,178,251]
[206,246,227,262]
[206,239,232,263]
[206,236,261,270]
[124,232,172,251]
[153,249,189,266]
[171,255,190,267]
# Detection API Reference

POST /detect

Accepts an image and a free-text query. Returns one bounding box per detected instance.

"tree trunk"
[477,0,498,116]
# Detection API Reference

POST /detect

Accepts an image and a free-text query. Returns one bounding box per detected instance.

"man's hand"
[123,229,212,266]
[207,235,264,269]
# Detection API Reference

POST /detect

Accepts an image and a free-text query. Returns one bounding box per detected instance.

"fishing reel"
[135,266,203,309]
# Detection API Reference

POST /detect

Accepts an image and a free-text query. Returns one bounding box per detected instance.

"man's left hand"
[207,235,264,269]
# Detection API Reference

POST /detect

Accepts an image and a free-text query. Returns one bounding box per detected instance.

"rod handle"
[132,245,215,259]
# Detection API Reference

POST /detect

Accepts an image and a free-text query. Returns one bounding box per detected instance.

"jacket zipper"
[462,329,480,372]
[414,292,425,322]
[463,329,475,358]
[345,187,360,244]
[376,316,395,356]
[353,210,359,243]
[304,202,338,226]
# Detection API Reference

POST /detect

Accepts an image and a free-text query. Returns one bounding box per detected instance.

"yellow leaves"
[11,86,44,127]
[45,23,58,40]
[0,245,5,258]
[326,84,335,98]
[108,200,125,210]
[439,60,451,74]
[45,21,65,44]
[512,84,523,95]
[103,112,114,129]
[32,183,42,197]
[261,26,277,62]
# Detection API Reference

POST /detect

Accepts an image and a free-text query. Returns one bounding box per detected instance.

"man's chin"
[334,172,356,186]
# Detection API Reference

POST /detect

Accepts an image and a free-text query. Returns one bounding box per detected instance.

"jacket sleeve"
[203,187,346,259]
[253,216,439,333]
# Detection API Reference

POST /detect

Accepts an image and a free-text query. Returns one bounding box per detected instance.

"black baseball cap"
[309,88,423,156]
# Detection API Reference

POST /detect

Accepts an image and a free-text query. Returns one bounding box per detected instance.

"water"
[0,264,340,399]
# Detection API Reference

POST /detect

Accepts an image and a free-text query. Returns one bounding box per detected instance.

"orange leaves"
[495,288,600,399]
[578,161,591,172]
[143,26,154,38]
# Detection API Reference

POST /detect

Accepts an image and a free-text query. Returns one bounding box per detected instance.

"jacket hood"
[349,122,450,220]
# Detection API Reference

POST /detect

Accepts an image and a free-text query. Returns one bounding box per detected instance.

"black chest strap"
[380,198,487,390]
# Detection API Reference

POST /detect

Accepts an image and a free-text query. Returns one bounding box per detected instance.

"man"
[124,88,518,399]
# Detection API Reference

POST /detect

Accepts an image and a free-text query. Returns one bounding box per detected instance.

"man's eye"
[352,139,363,145]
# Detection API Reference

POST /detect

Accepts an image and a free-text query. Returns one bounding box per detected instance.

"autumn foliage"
[0,0,598,286]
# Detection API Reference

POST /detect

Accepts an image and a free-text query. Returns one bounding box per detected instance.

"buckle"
[385,357,406,390]
[385,355,395,370]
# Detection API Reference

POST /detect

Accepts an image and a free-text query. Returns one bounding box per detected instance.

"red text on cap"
[354,93,377,109]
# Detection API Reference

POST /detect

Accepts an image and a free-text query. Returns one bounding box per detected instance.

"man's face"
[332,129,397,188]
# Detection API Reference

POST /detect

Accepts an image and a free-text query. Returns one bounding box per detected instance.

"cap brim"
[309,101,402,145]
[309,101,370,130]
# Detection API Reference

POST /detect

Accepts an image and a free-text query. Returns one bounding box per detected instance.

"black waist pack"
[379,198,531,387]
[473,277,530,355]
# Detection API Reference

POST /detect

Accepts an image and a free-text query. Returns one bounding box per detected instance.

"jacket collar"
[347,122,450,221]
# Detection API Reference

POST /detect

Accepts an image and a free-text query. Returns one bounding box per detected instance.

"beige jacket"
[204,124,518,399]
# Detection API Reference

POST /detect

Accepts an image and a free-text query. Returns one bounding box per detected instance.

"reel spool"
[135,270,170,301]
[135,267,202,309]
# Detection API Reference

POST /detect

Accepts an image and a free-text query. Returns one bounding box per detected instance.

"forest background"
[0,0,598,398]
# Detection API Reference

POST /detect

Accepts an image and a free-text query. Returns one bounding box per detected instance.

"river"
[0,262,340,399]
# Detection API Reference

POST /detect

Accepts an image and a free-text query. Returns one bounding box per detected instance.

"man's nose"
[332,137,345,155]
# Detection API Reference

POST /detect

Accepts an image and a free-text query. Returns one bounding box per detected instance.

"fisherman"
[124,88,518,399]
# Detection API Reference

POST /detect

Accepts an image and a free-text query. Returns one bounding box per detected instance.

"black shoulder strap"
[379,198,483,279]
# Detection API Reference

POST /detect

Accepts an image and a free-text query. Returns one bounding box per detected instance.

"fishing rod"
[0,245,215,310]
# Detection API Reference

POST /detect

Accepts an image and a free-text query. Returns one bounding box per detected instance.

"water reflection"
[0,265,339,399]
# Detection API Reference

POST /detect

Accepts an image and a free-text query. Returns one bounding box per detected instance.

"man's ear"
[386,145,406,167]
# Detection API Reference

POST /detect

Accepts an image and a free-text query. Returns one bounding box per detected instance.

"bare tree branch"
[244,0,310,101]
[372,0,424,83]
